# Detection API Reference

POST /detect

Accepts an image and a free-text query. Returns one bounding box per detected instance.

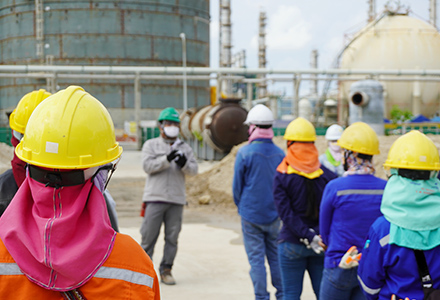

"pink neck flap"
[248,125,274,143]
[0,177,116,291]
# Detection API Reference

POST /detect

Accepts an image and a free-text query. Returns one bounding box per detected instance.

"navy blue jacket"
[358,216,440,300]
[273,165,336,244]
[233,139,284,225]
[320,174,386,268]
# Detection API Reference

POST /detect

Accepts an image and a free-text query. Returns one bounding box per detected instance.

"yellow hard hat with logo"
[384,130,440,171]
[337,122,379,155]
[15,86,123,169]
[9,89,52,134]
[283,117,316,142]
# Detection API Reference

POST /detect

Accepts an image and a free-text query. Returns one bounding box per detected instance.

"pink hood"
[0,177,116,291]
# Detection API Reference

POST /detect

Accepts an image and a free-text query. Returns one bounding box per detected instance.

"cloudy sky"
[209,0,436,96]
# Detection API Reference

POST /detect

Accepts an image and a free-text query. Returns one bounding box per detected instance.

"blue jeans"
[320,267,365,300]
[278,241,324,300]
[242,218,283,300]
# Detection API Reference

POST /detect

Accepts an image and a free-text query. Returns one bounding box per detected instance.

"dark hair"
[398,169,431,180]
[255,124,272,129]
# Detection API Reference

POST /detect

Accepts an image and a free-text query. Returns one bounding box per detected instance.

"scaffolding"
[35,0,44,61]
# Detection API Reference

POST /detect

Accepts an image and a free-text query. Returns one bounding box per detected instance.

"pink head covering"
[248,124,274,143]
[0,176,115,291]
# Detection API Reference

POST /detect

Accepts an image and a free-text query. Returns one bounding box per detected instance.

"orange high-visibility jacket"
[0,233,160,299]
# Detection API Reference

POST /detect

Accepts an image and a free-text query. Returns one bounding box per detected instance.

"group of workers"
[233,104,440,300]
[1,86,440,300]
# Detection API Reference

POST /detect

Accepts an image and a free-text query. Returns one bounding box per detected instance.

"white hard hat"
[325,124,344,140]
[244,104,274,125]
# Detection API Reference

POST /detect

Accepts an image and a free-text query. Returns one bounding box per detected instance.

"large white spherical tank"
[340,13,440,119]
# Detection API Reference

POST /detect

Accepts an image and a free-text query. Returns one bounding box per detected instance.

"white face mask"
[163,126,180,138]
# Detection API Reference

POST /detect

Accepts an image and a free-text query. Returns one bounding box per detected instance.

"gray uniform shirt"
[142,137,198,205]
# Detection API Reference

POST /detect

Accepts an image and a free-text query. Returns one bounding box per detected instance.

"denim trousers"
[319,267,366,300]
[278,241,324,300]
[242,218,283,300]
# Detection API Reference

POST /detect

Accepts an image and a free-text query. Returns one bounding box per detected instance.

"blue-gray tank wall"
[0,0,210,126]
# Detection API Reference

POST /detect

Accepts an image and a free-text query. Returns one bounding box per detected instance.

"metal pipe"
[2,72,440,83]
[430,0,437,28]
[2,65,440,76]
[134,73,142,148]
[180,33,188,111]
[246,82,253,111]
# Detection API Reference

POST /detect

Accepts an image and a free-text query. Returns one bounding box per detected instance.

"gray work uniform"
[140,136,198,272]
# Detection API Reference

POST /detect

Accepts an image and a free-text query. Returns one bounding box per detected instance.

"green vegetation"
[390,105,413,123]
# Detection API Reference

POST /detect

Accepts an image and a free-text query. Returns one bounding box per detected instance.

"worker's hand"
[310,235,324,254]
[167,149,179,162]
[318,237,328,251]
[175,153,187,168]
[338,246,362,269]
[140,202,147,217]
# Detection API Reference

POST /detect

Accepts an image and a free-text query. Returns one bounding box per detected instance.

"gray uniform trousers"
[140,202,183,272]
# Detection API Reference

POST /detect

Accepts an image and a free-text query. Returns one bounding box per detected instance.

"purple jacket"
[273,165,337,244]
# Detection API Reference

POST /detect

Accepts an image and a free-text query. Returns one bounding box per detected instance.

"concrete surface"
[116,149,316,300]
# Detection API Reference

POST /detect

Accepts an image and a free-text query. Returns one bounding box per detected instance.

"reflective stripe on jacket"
[0,233,160,300]
[319,174,386,268]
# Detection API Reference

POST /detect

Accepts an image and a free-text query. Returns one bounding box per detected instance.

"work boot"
[160,269,176,285]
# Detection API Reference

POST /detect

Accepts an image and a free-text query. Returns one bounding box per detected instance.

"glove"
[140,202,147,217]
[175,153,187,168]
[310,235,324,254]
[167,149,179,162]
[338,246,362,269]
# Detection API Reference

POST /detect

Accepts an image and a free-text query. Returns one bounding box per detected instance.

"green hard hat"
[158,107,180,123]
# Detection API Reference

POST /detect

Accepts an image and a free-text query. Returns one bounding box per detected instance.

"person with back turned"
[273,117,337,299]
[140,107,198,285]
[0,86,160,299]
[233,104,285,300]
[319,122,386,300]
[358,130,440,300]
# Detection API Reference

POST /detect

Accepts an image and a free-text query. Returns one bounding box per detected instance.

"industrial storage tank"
[0,0,210,127]
[339,11,440,123]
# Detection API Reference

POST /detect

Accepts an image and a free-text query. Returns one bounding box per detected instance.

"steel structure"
[1,65,440,127]
[0,0,210,123]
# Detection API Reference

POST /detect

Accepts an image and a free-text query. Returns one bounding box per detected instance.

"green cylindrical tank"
[0,0,210,127]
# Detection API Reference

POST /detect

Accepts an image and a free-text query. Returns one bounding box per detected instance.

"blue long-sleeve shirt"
[232,139,284,225]
[273,165,336,244]
[319,174,386,268]
[358,216,440,300]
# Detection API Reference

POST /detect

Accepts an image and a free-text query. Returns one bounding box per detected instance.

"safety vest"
[0,233,160,299]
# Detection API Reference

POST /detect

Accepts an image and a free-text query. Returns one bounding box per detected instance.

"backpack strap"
[413,249,433,289]
[61,289,87,300]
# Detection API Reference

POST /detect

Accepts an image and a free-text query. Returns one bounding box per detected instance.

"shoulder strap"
[413,249,433,289]
[61,289,87,300]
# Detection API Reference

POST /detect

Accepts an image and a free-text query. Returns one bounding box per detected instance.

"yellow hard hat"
[337,122,380,155]
[9,89,52,134]
[15,86,123,169]
[383,130,440,171]
[283,117,316,142]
